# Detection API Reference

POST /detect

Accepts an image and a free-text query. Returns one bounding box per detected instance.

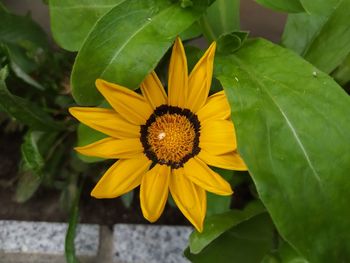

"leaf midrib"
[230,55,322,184]
[301,0,343,57]
[99,4,178,78]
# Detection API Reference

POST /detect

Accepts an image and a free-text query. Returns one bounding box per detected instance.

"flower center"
[140,105,201,169]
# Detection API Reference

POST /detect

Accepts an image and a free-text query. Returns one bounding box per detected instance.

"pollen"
[140,105,201,168]
[147,113,196,164]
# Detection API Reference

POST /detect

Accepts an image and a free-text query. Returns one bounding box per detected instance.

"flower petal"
[183,157,233,196]
[200,120,237,155]
[169,168,206,232]
[198,149,247,171]
[186,42,216,112]
[197,91,231,124]
[141,71,167,109]
[95,79,153,125]
[69,107,140,138]
[75,137,143,159]
[168,37,188,107]
[91,155,152,198]
[140,164,170,222]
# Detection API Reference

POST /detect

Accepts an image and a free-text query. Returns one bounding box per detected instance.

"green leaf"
[255,0,304,13]
[332,52,350,86]
[184,45,202,72]
[2,44,44,90]
[215,39,350,263]
[200,0,240,41]
[49,0,124,51]
[0,10,49,50]
[71,0,210,105]
[189,201,265,254]
[180,0,194,8]
[0,10,48,73]
[282,0,350,73]
[299,0,341,15]
[179,21,202,40]
[206,168,233,216]
[216,31,248,55]
[21,131,44,176]
[76,123,107,163]
[5,44,38,73]
[0,2,8,12]
[206,192,231,217]
[185,213,275,263]
[0,67,62,131]
[121,191,134,208]
[277,241,310,263]
[15,170,41,203]
[9,60,44,90]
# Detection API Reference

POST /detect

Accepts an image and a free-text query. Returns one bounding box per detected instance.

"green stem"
[199,16,217,42]
[64,179,83,263]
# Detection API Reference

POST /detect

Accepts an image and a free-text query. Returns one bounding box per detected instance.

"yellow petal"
[184,157,233,196]
[140,164,170,222]
[197,91,231,124]
[168,37,188,107]
[200,120,237,155]
[187,42,216,112]
[69,107,140,138]
[95,79,153,125]
[198,149,247,171]
[169,168,206,232]
[75,137,143,159]
[141,71,167,109]
[91,155,152,198]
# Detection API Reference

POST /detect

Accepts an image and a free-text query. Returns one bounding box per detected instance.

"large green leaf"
[332,52,350,86]
[200,0,239,41]
[0,67,62,131]
[71,0,210,105]
[255,0,304,13]
[215,39,350,262]
[277,241,310,263]
[282,0,350,73]
[299,0,340,15]
[185,213,275,263]
[189,201,265,254]
[49,0,124,51]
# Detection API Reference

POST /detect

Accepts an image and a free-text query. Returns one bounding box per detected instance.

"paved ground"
[0,220,192,263]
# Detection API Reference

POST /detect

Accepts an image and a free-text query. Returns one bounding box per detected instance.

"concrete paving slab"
[0,220,99,256]
[113,224,192,263]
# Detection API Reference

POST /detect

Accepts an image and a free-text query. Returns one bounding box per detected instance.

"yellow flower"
[69,38,247,232]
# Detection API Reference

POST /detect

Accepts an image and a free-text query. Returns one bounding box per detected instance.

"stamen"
[140,105,201,168]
